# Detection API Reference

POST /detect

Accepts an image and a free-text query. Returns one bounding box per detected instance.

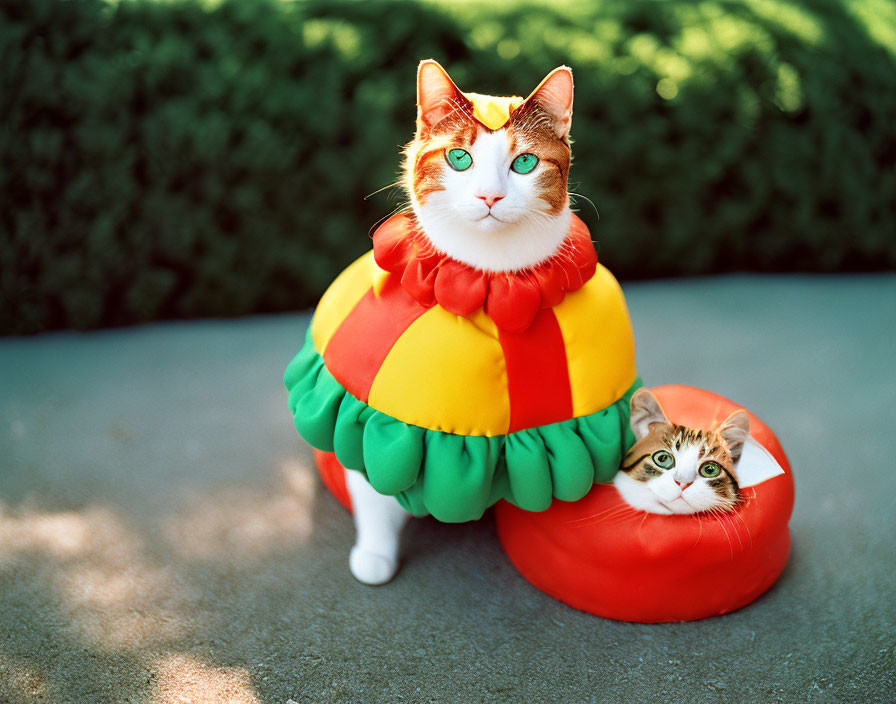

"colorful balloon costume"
[284,213,641,522]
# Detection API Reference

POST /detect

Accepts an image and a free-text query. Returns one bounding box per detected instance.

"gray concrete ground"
[1,274,894,704]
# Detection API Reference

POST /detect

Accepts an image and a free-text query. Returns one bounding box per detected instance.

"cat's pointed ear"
[522,66,574,140]
[718,410,750,463]
[417,60,467,129]
[630,388,669,441]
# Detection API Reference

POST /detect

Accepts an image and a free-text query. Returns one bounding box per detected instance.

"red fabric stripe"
[499,308,573,433]
[323,277,428,403]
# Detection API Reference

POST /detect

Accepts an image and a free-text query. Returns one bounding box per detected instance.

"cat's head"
[403,60,574,272]
[614,388,750,515]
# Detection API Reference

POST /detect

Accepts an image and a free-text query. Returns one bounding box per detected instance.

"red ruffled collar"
[372,213,597,333]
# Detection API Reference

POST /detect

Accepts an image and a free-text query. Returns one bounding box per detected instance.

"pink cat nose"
[476,193,505,208]
[675,480,693,491]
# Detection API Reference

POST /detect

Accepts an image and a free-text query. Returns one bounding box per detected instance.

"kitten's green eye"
[699,462,722,478]
[652,450,675,469]
[446,148,472,171]
[511,153,539,174]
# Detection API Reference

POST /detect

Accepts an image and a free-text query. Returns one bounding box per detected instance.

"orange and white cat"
[345,60,575,585]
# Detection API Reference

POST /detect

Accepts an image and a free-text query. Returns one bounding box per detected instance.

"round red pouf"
[494,385,795,623]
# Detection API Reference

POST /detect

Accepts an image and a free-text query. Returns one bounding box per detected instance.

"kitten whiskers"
[563,502,637,529]
[708,507,736,560]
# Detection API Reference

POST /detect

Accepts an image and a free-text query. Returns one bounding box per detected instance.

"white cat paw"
[349,546,399,586]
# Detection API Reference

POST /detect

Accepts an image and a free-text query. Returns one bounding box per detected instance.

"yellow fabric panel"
[553,264,638,418]
[464,92,523,130]
[368,307,510,436]
[310,250,376,354]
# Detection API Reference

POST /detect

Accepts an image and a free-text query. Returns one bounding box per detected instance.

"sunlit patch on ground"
[0,452,318,671]
[162,457,316,562]
[61,562,189,651]
[0,455,317,660]
[152,654,259,704]
[0,506,96,562]
[0,503,192,651]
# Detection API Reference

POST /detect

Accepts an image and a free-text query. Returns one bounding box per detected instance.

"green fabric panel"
[503,429,554,511]
[363,412,424,495]
[576,382,640,484]
[284,327,343,453]
[291,358,343,453]
[333,394,376,470]
[284,327,318,416]
[540,423,595,502]
[284,333,643,522]
[421,433,501,522]
[394,486,430,518]
[485,468,512,510]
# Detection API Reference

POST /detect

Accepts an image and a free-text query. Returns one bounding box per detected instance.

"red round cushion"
[494,384,795,622]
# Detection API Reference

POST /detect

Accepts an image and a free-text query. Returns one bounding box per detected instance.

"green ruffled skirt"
[285,328,641,522]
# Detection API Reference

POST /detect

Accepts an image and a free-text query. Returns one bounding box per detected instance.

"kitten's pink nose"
[476,193,505,208]
[675,480,693,491]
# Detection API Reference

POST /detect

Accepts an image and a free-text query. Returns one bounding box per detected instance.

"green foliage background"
[2,0,894,333]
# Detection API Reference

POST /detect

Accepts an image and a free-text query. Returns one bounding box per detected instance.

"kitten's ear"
[630,388,669,441]
[417,60,467,129]
[718,410,750,463]
[522,66,574,140]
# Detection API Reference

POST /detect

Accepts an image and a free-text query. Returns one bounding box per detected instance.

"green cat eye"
[699,461,722,478]
[446,148,472,171]
[511,153,539,174]
[652,450,675,469]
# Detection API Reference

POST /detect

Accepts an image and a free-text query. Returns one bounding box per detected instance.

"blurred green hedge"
[1,0,894,333]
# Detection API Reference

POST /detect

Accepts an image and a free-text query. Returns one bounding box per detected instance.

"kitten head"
[614,388,750,515]
[403,60,574,272]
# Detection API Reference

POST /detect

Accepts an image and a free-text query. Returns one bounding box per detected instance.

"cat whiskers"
[637,508,650,535]
[367,201,412,239]
[546,238,587,287]
[694,512,705,546]
[524,210,556,229]
[716,508,745,552]
[562,501,638,529]
[364,180,403,201]
[705,504,754,558]
[707,507,737,559]
[513,210,559,238]
[568,191,600,220]
[724,505,753,550]
[551,245,581,271]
